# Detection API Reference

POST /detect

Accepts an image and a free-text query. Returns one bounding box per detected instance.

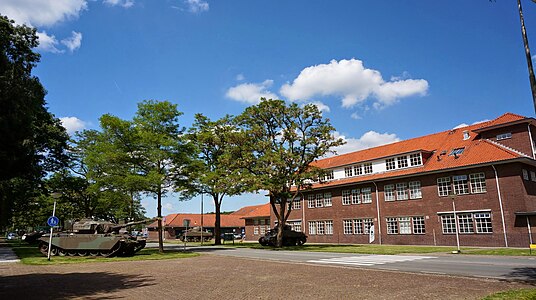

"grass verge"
[8,241,198,265]
[481,288,536,300]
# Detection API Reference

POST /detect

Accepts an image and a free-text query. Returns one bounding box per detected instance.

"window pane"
[458,213,474,233]
[412,216,425,234]
[361,188,372,203]
[342,190,351,205]
[386,158,396,170]
[399,217,411,234]
[324,193,332,207]
[384,184,395,201]
[469,173,486,193]
[387,217,399,234]
[409,181,422,199]
[453,175,469,195]
[397,156,408,168]
[351,189,361,204]
[437,177,451,197]
[396,183,408,200]
[316,194,324,207]
[441,214,456,234]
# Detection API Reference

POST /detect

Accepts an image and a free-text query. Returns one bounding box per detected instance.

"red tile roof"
[305,113,532,189]
[148,213,245,228]
[239,203,271,219]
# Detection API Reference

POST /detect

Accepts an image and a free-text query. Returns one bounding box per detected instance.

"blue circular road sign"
[47,216,59,227]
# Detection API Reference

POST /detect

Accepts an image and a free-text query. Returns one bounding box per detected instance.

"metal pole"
[47,200,57,261]
[201,194,204,246]
[528,216,533,245]
[452,199,461,253]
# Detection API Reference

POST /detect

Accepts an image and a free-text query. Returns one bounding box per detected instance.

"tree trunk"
[157,187,164,253]
[275,198,287,248]
[518,0,536,113]
[213,193,221,245]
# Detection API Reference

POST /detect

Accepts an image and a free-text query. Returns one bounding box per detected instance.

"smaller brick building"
[147,213,244,240]
[240,203,271,241]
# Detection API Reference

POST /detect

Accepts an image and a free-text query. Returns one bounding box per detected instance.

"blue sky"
[2,0,536,217]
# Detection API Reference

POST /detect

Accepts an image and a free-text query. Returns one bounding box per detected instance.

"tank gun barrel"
[108,218,155,232]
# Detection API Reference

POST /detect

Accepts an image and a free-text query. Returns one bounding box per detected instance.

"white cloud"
[36,31,63,53]
[280,59,428,109]
[60,117,87,134]
[236,74,245,81]
[103,0,134,8]
[330,131,400,156]
[453,119,490,129]
[350,112,362,120]
[61,31,82,52]
[226,80,278,104]
[0,0,87,27]
[308,101,330,113]
[185,0,209,13]
[163,202,175,211]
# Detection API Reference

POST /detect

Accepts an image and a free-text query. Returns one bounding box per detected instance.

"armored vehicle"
[258,225,307,246]
[37,219,152,257]
[179,227,213,242]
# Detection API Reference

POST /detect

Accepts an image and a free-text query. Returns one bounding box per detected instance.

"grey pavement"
[146,242,536,282]
[0,246,19,263]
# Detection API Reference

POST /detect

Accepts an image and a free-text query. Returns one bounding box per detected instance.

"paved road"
[147,243,536,282]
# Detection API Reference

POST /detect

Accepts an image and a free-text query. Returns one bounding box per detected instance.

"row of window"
[437,173,486,196]
[307,193,333,208]
[441,212,492,234]
[341,188,372,205]
[522,169,536,182]
[344,163,373,178]
[303,211,492,236]
[252,226,269,235]
[384,181,421,201]
[386,153,422,171]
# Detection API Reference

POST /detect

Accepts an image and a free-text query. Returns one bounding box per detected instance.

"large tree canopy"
[236,99,344,247]
[0,15,68,228]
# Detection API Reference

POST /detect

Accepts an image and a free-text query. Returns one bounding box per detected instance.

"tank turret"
[37,218,154,258]
[258,225,307,246]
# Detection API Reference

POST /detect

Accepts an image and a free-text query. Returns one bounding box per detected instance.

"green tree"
[0,15,68,228]
[183,114,252,244]
[236,99,344,247]
[99,100,194,252]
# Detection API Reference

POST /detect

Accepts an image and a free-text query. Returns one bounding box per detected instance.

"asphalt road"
[147,243,536,282]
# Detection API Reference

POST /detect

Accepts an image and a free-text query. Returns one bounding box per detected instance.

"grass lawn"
[481,288,536,300]
[7,241,198,265]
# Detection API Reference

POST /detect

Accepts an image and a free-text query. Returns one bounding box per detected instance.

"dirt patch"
[0,254,532,299]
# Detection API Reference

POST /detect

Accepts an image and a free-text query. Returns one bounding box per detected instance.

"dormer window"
[463,131,470,140]
[410,153,422,166]
[397,156,408,168]
[496,133,512,140]
[386,158,396,170]
[364,163,373,174]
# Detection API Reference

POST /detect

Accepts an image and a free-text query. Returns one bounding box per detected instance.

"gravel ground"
[0,254,533,300]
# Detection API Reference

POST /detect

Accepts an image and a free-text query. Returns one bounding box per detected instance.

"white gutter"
[528,124,535,159]
[492,165,509,247]
[372,181,382,245]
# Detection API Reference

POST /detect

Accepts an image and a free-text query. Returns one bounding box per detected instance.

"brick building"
[279,113,536,247]
[241,203,271,241]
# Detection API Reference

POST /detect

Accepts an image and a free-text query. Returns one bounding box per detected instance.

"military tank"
[179,227,213,242]
[258,225,307,246]
[37,219,152,257]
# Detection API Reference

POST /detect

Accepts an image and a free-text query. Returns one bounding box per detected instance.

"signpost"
[46,201,58,261]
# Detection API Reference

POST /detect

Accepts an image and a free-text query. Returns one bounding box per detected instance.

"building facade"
[278,113,536,247]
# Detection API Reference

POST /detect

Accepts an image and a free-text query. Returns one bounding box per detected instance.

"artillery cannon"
[258,225,307,246]
[37,218,154,257]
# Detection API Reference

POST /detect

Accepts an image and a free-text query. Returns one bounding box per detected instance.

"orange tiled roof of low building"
[240,203,271,219]
[305,113,532,189]
[148,213,245,228]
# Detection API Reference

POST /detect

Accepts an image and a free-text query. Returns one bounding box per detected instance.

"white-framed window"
[396,183,408,200]
[523,169,530,180]
[399,217,411,234]
[354,165,363,176]
[441,212,492,234]
[254,227,259,235]
[351,189,361,204]
[317,221,325,235]
[387,217,399,234]
[308,194,315,208]
[316,194,324,208]
[344,166,353,177]
[343,220,353,234]
[364,163,373,174]
[308,221,316,235]
[441,215,456,234]
[469,173,486,193]
[410,153,422,166]
[412,216,425,234]
[409,181,422,199]
[260,226,266,235]
[386,158,396,170]
[288,220,302,232]
[453,175,469,195]
[496,132,512,140]
[325,220,333,235]
[458,213,474,233]
[324,193,332,207]
[437,177,452,197]
[342,190,351,205]
[292,198,302,210]
[474,213,492,233]
[361,187,372,203]
[397,156,408,168]
[363,219,373,234]
[324,170,334,181]
[384,184,395,201]
[354,219,363,234]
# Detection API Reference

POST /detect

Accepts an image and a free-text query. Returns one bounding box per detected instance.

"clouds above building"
[60,116,87,135]
[281,59,428,109]
[103,0,135,8]
[226,80,278,104]
[185,0,209,13]
[331,131,400,156]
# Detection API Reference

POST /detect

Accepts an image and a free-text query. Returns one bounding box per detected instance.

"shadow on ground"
[0,272,154,299]
[505,267,536,284]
